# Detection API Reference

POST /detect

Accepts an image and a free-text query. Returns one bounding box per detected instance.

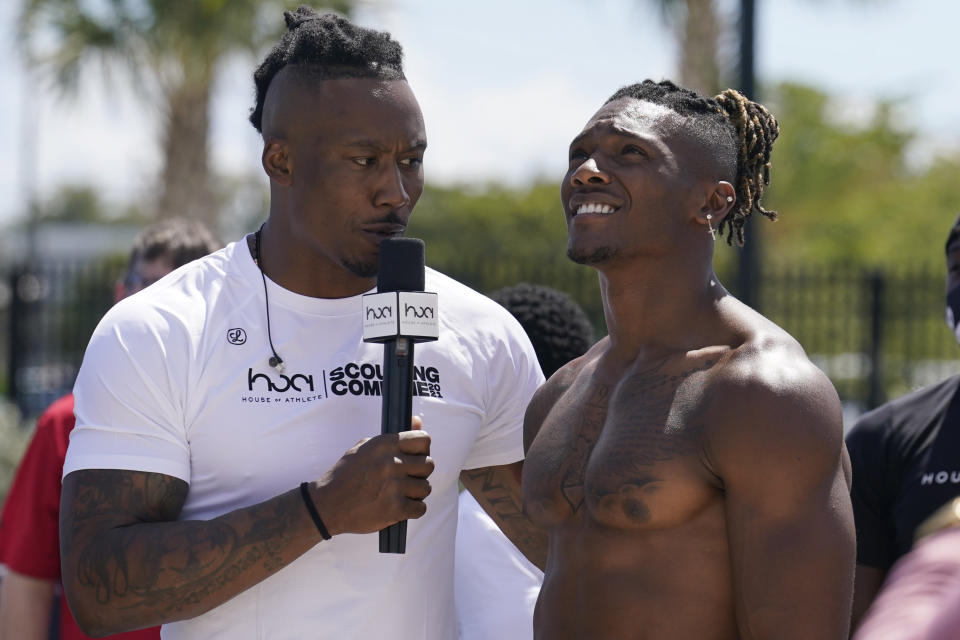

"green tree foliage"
[409,182,567,266]
[762,83,960,268]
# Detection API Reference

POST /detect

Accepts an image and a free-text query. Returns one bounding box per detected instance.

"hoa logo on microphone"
[366,306,393,320]
[398,292,439,340]
[362,291,439,342]
[404,303,434,319]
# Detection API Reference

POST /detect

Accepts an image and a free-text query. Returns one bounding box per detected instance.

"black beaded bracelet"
[299,482,332,540]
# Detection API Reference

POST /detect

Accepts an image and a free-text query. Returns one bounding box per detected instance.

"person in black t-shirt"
[846,212,960,631]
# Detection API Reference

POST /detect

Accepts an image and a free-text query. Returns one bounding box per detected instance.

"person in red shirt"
[0,218,219,640]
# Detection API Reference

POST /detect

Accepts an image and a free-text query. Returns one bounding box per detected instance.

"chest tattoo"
[599,360,714,469]
[560,384,611,513]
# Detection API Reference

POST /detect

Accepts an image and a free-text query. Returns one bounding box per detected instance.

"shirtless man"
[522,80,856,639]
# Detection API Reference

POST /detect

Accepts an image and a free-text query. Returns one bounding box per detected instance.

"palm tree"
[651,0,725,95]
[19,0,353,232]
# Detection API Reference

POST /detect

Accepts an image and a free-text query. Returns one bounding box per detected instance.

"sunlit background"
[2,1,958,241]
[1,0,959,476]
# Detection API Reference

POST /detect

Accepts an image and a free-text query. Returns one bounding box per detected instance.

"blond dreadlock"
[713,89,780,246]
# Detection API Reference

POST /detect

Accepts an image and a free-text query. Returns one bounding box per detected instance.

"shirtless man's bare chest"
[523,344,740,639]
[526,348,725,526]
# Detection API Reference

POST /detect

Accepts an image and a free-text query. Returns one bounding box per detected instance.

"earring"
[706,214,716,240]
[726,196,734,202]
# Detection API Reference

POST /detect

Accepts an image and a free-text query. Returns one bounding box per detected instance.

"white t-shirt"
[66,239,544,640]
[455,491,543,640]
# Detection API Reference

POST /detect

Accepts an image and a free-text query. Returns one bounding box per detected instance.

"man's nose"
[375,164,412,209]
[570,157,610,186]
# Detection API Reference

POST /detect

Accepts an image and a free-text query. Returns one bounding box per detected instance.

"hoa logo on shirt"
[248,368,315,393]
[328,362,443,398]
[241,368,326,405]
[227,328,247,345]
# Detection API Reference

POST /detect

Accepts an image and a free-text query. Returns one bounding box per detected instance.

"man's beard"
[343,212,407,279]
[567,245,619,266]
[342,257,378,278]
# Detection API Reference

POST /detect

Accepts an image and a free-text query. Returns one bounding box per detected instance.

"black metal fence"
[760,267,959,416]
[1,257,957,420]
[2,260,118,417]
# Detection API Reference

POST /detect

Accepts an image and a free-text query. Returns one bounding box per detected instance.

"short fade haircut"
[490,283,595,378]
[127,218,220,272]
[249,6,406,133]
[606,79,780,246]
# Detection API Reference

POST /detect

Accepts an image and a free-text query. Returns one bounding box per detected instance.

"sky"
[0,0,958,229]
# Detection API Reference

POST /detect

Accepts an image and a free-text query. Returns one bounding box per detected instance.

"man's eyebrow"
[569,131,590,149]
[337,139,428,151]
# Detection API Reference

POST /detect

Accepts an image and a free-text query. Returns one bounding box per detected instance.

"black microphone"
[362,238,439,553]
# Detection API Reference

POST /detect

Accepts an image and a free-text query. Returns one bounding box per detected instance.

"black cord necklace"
[253,224,285,372]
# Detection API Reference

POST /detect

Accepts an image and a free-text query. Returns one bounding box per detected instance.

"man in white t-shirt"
[59,9,545,639]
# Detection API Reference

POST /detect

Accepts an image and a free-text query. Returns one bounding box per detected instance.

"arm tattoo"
[61,470,317,633]
[462,466,524,523]
[462,465,547,569]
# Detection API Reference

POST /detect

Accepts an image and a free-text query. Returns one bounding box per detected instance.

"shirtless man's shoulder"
[701,307,848,484]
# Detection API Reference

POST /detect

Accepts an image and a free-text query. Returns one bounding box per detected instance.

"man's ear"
[698,180,736,228]
[262,138,293,187]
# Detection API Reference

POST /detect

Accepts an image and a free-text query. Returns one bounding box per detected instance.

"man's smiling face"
[561,98,714,267]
